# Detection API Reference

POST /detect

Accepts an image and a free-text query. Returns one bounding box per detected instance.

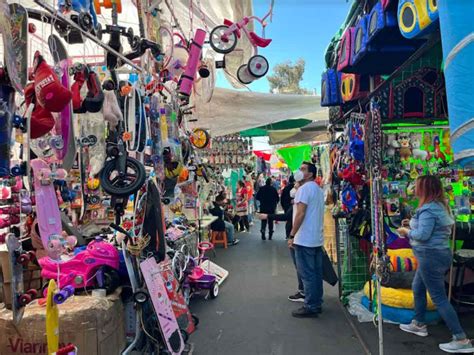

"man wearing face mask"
[288,162,325,318]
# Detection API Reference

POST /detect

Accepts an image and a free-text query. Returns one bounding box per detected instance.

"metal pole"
[33,0,143,72]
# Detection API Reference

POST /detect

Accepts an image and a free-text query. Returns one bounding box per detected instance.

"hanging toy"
[433,135,446,162]
[442,130,452,156]
[411,133,428,160]
[398,134,412,161]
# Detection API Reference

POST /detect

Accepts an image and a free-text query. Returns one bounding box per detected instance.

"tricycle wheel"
[133,290,149,304]
[248,55,269,78]
[210,281,219,299]
[98,266,120,294]
[237,64,254,85]
[192,314,200,327]
[209,25,237,54]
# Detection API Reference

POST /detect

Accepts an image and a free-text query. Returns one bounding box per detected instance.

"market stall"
[321,0,474,353]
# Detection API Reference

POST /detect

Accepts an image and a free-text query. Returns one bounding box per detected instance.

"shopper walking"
[280,175,295,213]
[209,195,239,246]
[288,162,325,318]
[256,177,279,240]
[236,180,250,232]
[397,175,473,353]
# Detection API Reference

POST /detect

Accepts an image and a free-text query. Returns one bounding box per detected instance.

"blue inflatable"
[361,295,440,324]
[398,0,439,39]
[439,0,474,167]
[321,69,342,107]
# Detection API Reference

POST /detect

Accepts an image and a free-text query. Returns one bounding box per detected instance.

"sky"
[215,0,352,94]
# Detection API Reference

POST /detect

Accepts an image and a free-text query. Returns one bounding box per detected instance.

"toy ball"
[87,177,100,190]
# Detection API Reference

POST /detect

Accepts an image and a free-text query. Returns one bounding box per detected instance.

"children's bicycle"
[209,0,274,84]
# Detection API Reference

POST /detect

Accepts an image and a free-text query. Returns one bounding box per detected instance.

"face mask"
[290,188,297,198]
[294,170,304,182]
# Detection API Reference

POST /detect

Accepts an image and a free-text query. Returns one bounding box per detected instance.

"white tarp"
[194,88,327,136]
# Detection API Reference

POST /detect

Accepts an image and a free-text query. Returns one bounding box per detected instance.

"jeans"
[224,221,235,243]
[294,245,323,312]
[412,248,466,340]
[289,247,304,294]
[238,215,250,232]
[261,218,274,235]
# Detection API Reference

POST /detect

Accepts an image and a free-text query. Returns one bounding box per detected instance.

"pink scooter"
[178,28,206,103]
[38,236,120,295]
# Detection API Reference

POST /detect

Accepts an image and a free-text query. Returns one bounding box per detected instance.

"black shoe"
[261,232,266,240]
[292,307,319,318]
[269,233,273,240]
[230,239,240,246]
[288,292,305,303]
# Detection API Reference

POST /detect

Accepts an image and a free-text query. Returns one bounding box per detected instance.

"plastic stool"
[210,231,228,249]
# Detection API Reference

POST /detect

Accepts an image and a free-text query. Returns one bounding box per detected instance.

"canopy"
[240,119,313,137]
[194,89,327,136]
[276,144,312,172]
[268,130,330,145]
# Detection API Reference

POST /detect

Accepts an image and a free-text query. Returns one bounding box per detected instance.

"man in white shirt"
[288,162,325,318]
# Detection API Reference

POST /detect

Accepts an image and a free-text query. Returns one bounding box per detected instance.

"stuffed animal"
[386,134,399,156]
[411,133,428,160]
[442,130,453,156]
[398,134,412,161]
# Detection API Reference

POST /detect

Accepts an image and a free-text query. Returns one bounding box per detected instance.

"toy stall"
[0,0,278,353]
[321,0,474,352]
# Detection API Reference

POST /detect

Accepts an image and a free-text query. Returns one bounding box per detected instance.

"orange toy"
[94,0,122,15]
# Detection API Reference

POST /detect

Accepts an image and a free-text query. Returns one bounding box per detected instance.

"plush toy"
[386,134,399,156]
[411,133,428,160]
[442,130,453,156]
[398,134,412,161]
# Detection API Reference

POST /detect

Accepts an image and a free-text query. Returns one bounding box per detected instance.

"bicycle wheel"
[99,157,146,197]
[209,25,237,54]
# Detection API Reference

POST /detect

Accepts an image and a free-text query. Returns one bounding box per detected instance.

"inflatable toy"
[398,0,439,39]
[321,69,342,107]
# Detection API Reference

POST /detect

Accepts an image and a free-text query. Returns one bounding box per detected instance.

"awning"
[194,88,327,136]
[276,144,312,172]
[268,130,330,145]
[240,118,313,137]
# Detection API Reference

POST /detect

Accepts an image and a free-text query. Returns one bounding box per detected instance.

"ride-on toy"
[39,236,120,293]
[209,0,274,84]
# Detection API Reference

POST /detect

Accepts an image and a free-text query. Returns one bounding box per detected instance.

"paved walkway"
[189,223,474,355]
[189,223,364,355]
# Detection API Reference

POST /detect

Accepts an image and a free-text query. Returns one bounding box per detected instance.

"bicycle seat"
[249,32,272,48]
[224,19,241,38]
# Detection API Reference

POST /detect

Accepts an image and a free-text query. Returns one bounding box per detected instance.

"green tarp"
[276,144,312,172]
[240,119,313,137]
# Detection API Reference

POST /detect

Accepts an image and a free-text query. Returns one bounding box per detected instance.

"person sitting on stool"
[209,195,240,246]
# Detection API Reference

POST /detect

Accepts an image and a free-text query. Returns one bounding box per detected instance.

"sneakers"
[288,292,305,303]
[439,339,474,353]
[399,321,428,337]
[292,307,318,318]
[230,239,240,246]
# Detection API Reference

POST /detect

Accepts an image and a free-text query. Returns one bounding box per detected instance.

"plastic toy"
[178,28,206,102]
[209,0,274,84]
[433,135,446,162]
[38,237,120,293]
[58,0,99,32]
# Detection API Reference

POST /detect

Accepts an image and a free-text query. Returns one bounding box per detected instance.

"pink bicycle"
[209,0,274,84]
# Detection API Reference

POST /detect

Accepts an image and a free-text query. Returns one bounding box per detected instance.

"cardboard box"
[0,291,125,355]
